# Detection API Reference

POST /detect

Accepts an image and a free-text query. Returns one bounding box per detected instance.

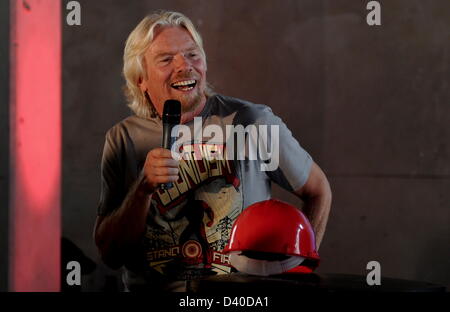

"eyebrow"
[153,52,173,60]
[152,46,200,60]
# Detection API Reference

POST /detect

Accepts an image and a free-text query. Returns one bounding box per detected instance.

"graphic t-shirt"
[97,94,313,288]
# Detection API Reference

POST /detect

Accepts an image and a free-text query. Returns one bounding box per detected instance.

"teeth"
[172,80,196,87]
[179,86,194,91]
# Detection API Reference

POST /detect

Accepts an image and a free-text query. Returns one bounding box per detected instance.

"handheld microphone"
[161,99,181,189]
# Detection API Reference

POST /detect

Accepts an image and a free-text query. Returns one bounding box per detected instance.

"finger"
[150,158,179,168]
[150,148,176,159]
[152,167,179,176]
[153,175,179,184]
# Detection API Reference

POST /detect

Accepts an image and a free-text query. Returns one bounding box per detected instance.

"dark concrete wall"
[62,0,450,290]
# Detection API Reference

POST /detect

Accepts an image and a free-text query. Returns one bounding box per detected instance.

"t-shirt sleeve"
[255,106,313,192]
[97,127,127,216]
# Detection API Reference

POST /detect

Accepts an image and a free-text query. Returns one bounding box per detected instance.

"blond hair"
[123,10,213,119]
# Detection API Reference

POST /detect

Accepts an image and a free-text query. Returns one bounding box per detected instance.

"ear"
[138,76,147,92]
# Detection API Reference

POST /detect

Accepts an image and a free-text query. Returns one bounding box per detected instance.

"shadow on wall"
[61,237,96,292]
[415,235,450,290]
[61,237,124,292]
[60,237,125,292]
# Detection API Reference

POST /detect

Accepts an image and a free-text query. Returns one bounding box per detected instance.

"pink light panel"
[10,0,61,291]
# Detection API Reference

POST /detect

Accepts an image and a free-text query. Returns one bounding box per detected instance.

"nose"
[173,54,192,73]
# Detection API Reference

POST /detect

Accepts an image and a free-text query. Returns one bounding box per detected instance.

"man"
[94,11,332,291]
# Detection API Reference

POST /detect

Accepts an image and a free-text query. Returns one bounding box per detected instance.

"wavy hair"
[123,10,214,119]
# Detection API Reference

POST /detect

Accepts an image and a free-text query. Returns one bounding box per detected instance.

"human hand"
[142,148,180,193]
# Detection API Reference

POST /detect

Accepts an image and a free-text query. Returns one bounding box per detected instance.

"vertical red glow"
[10,0,61,291]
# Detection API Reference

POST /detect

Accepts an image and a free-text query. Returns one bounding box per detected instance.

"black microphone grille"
[163,100,181,123]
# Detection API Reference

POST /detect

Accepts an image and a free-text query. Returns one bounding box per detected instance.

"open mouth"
[171,79,197,92]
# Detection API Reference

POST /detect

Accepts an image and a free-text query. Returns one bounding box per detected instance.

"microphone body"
[161,100,181,189]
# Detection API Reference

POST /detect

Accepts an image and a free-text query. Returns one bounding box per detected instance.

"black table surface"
[188,273,447,293]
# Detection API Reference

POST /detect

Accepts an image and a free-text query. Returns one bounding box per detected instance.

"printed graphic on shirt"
[143,143,242,279]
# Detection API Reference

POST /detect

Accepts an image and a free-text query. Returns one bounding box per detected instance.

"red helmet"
[223,199,320,275]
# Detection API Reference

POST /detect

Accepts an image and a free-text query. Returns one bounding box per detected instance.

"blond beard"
[179,88,204,113]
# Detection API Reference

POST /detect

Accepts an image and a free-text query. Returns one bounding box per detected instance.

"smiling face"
[139,26,207,118]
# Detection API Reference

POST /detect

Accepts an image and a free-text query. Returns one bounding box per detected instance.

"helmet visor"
[229,252,305,276]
